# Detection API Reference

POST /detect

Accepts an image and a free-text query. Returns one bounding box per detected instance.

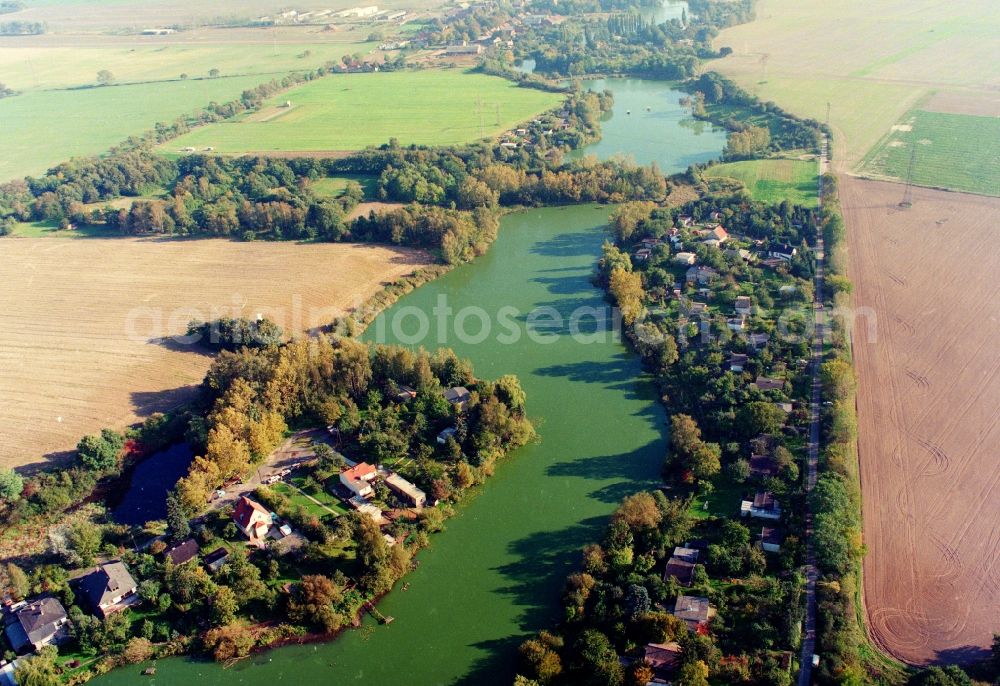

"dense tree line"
[0,19,43,34]
[684,72,827,156]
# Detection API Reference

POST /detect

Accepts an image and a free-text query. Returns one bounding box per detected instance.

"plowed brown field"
[0,237,429,470]
[845,176,1000,665]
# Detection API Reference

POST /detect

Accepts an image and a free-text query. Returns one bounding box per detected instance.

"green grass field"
[859,109,1000,196]
[310,174,379,199]
[0,75,268,180]
[704,158,819,206]
[162,70,564,153]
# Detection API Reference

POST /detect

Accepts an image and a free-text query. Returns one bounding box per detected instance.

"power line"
[899,145,917,209]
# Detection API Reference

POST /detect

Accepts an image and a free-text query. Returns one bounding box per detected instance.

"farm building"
[385,472,427,508]
[340,462,378,498]
[77,562,138,618]
[3,597,68,654]
[338,5,379,18]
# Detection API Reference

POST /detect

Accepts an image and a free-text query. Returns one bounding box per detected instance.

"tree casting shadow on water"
[452,515,610,686]
[529,228,605,258]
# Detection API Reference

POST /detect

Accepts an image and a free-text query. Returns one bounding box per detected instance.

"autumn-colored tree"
[609,267,645,326]
[613,492,662,530]
[288,575,346,633]
[204,622,255,662]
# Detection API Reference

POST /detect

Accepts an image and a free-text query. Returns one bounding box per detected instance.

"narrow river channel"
[92,79,724,686]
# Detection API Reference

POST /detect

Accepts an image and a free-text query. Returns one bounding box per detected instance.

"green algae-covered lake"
[91,80,723,686]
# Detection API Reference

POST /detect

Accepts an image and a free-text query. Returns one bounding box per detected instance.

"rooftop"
[673,594,712,623]
[164,538,199,566]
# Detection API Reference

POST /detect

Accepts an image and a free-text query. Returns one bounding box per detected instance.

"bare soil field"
[922,90,1000,117]
[845,176,1000,665]
[0,237,429,471]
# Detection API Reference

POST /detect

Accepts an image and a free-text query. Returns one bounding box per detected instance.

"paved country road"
[798,135,828,686]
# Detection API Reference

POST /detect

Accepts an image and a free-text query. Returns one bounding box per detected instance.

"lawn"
[859,109,1000,196]
[0,75,268,181]
[704,158,819,206]
[310,174,379,199]
[272,478,347,518]
[161,69,564,154]
[688,475,746,521]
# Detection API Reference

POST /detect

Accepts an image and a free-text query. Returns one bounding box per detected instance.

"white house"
[768,243,798,260]
[673,252,697,266]
[340,462,377,498]
[740,492,781,520]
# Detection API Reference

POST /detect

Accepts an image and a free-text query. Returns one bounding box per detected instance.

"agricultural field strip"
[845,178,1000,664]
[857,107,1000,196]
[161,70,563,153]
[0,237,430,469]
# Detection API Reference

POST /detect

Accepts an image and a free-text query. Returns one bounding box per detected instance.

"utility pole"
[899,145,917,209]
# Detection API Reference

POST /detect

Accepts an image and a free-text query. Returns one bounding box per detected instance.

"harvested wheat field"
[845,176,1000,665]
[0,237,429,471]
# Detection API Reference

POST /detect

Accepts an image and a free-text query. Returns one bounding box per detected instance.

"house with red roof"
[233,496,272,543]
[340,462,377,498]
